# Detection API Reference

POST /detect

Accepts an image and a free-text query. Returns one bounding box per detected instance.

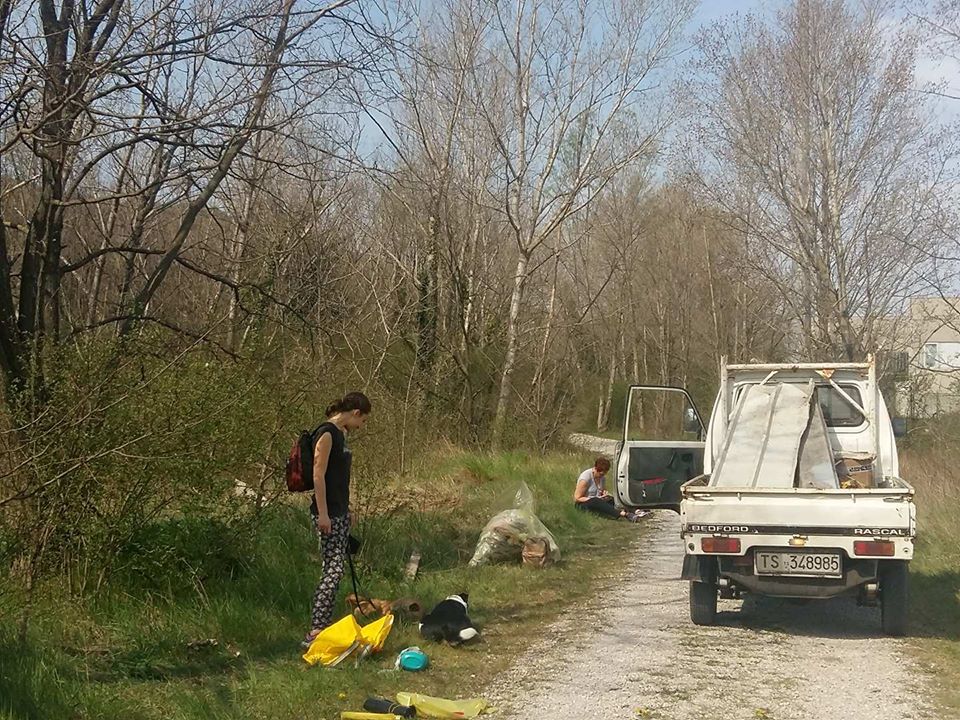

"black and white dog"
[419,593,479,645]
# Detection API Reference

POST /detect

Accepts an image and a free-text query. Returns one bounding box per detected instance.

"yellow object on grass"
[395,692,489,719]
[359,613,394,653]
[302,613,394,667]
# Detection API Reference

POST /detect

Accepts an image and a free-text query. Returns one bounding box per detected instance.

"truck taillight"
[853,540,895,557]
[701,537,741,554]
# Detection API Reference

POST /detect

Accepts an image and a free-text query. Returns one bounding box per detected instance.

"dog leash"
[346,541,374,621]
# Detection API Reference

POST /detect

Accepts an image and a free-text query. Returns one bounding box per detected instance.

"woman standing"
[303,391,372,647]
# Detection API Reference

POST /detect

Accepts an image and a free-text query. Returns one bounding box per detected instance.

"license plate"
[754,551,841,577]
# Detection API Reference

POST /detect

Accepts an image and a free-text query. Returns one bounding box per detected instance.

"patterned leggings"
[311,514,351,631]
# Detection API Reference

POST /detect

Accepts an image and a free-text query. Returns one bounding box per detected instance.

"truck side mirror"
[891,417,907,439]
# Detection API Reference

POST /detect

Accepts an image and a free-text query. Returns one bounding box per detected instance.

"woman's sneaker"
[301,629,321,648]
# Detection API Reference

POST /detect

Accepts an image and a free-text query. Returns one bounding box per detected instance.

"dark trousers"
[576,497,621,519]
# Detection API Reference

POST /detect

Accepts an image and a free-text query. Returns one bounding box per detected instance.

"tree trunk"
[703,227,722,360]
[638,326,649,432]
[599,344,617,431]
[491,252,529,447]
[415,195,441,388]
[228,182,259,352]
[531,253,560,391]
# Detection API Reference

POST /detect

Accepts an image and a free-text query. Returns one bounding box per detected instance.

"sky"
[689,0,960,115]
[693,0,778,25]
[356,0,959,156]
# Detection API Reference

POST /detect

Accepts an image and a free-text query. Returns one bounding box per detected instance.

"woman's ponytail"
[325,391,372,418]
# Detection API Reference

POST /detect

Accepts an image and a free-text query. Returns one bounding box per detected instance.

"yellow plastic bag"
[359,613,394,653]
[303,615,363,667]
[303,613,395,667]
[395,692,488,719]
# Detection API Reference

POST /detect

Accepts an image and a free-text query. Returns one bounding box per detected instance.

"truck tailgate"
[681,486,914,535]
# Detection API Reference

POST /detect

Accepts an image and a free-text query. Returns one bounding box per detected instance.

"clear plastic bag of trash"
[468,481,560,566]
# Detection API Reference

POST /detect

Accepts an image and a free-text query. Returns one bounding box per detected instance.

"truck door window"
[816,386,864,427]
[627,388,702,441]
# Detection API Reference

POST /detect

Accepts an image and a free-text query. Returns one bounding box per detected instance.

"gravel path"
[486,436,937,720]
[567,432,620,457]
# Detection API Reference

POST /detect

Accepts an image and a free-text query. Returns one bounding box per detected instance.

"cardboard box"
[835,452,875,489]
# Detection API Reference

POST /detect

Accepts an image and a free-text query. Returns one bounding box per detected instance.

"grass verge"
[900,444,960,713]
[0,449,639,720]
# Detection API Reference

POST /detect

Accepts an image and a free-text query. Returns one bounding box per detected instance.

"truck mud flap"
[681,555,717,582]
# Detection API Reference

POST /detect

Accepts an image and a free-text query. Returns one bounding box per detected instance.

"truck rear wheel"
[880,560,909,637]
[689,580,718,625]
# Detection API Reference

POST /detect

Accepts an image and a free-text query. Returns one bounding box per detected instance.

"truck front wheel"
[880,560,909,637]
[689,580,718,625]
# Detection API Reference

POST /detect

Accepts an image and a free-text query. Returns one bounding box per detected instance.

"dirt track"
[485,436,938,720]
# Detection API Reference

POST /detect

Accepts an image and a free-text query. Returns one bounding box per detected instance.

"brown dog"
[346,594,423,622]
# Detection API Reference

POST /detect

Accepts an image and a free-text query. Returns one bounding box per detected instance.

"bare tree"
[0,0,382,413]
[360,0,498,414]
[470,0,695,446]
[685,0,954,361]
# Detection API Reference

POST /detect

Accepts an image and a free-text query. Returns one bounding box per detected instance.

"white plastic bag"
[468,481,560,566]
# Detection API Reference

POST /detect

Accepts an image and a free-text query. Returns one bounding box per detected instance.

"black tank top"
[309,422,352,518]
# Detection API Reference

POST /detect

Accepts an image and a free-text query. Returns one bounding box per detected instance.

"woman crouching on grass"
[574,456,644,522]
[302,391,372,648]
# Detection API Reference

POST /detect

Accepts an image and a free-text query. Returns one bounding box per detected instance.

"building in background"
[884,298,960,418]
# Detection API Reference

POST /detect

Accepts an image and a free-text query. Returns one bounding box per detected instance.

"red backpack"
[285,423,327,492]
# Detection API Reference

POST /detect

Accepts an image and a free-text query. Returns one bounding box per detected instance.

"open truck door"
[614,386,706,513]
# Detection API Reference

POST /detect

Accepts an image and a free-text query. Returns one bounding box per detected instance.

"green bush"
[113,517,252,596]
[1,334,312,592]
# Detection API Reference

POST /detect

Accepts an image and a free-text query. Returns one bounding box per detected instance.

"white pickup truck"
[613,360,916,636]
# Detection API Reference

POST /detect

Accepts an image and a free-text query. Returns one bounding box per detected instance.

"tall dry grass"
[899,438,960,710]
[901,442,960,572]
